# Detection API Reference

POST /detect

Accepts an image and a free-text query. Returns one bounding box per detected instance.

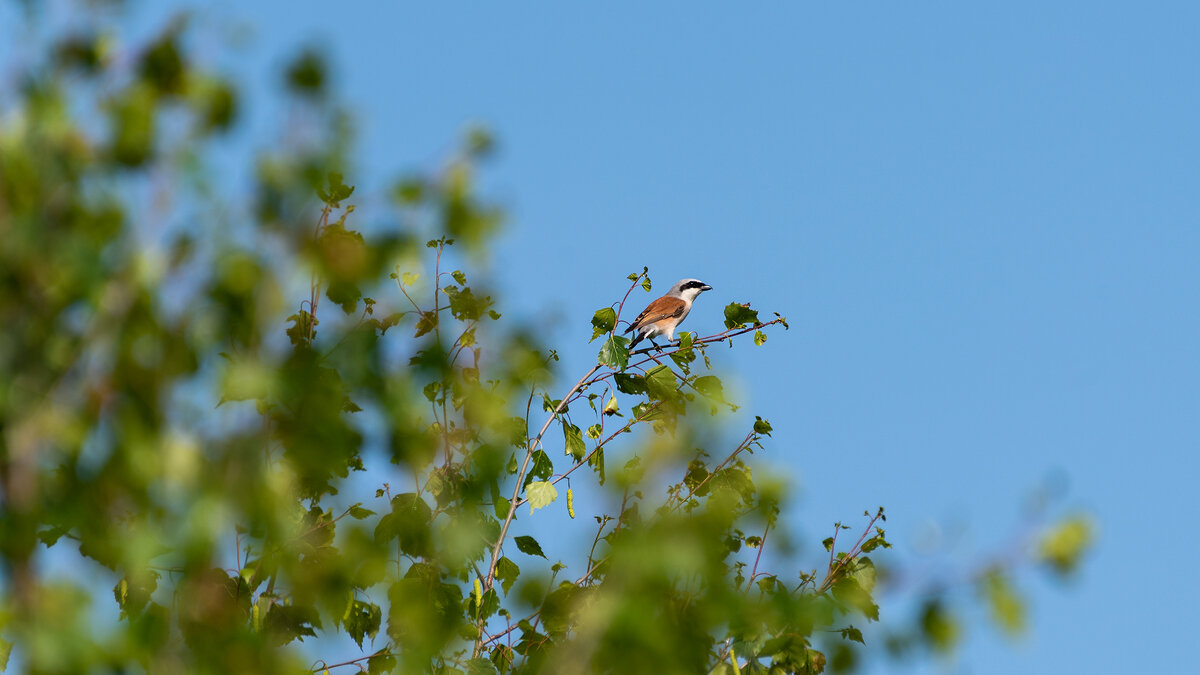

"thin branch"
[476,362,601,656]
[818,509,885,595]
[745,520,771,592]
[666,430,757,512]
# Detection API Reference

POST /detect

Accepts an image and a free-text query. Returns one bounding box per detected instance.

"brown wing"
[625,296,686,333]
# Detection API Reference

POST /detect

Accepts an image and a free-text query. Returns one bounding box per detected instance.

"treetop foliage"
[0,5,1092,674]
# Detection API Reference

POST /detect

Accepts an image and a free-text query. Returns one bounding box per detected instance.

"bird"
[624,278,713,350]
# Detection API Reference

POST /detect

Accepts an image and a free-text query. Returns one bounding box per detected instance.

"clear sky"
[18,1,1200,672]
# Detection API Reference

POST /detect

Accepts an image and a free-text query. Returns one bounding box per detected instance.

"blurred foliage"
[0,4,1093,674]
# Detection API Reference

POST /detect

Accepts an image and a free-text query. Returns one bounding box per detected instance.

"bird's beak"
[701,284,713,292]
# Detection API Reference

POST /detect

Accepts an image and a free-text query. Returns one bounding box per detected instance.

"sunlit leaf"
[597,335,631,370]
[525,481,558,514]
[591,307,617,342]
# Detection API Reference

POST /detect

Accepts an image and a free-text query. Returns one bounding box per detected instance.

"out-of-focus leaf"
[920,599,959,652]
[1038,515,1094,577]
[753,416,773,436]
[981,572,1026,636]
[375,493,433,558]
[343,599,382,648]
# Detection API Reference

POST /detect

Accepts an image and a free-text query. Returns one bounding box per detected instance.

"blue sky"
[12,1,1200,672]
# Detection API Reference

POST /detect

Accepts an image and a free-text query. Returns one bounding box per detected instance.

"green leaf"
[322,171,355,204]
[525,481,558,514]
[920,599,960,652]
[753,416,773,437]
[693,375,725,402]
[586,423,602,439]
[528,449,553,483]
[1038,515,1093,577]
[343,599,382,648]
[832,574,879,621]
[401,271,419,286]
[286,310,317,346]
[723,302,761,329]
[597,335,631,370]
[564,423,586,460]
[348,504,375,519]
[286,49,326,98]
[493,496,511,520]
[590,307,617,342]
[644,365,677,401]
[392,178,425,205]
[840,626,865,644]
[496,556,520,595]
[326,279,361,314]
[514,535,546,559]
[822,537,835,552]
[614,373,646,395]
[374,493,433,557]
[641,277,652,292]
[850,556,877,593]
[670,332,697,372]
[753,330,767,346]
[982,573,1026,636]
[466,656,500,675]
[445,285,493,321]
[368,650,396,674]
[264,603,321,645]
[413,312,438,338]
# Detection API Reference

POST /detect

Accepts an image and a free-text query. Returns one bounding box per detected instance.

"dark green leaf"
[286,49,326,98]
[375,493,433,557]
[614,373,646,395]
[326,279,360,314]
[466,656,500,675]
[496,556,520,595]
[753,416,773,436]
[590,307,617,342]
[264,603,322,645]
[413,312,438,338]
[514,535,546,559]
[368,650,397,674]
[920,599,959,652]
[343,600,382,648]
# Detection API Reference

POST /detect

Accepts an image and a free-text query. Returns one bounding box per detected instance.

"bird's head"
[669,278,713,302]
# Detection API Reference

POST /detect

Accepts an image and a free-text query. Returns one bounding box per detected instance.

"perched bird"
[624,278,713,349]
